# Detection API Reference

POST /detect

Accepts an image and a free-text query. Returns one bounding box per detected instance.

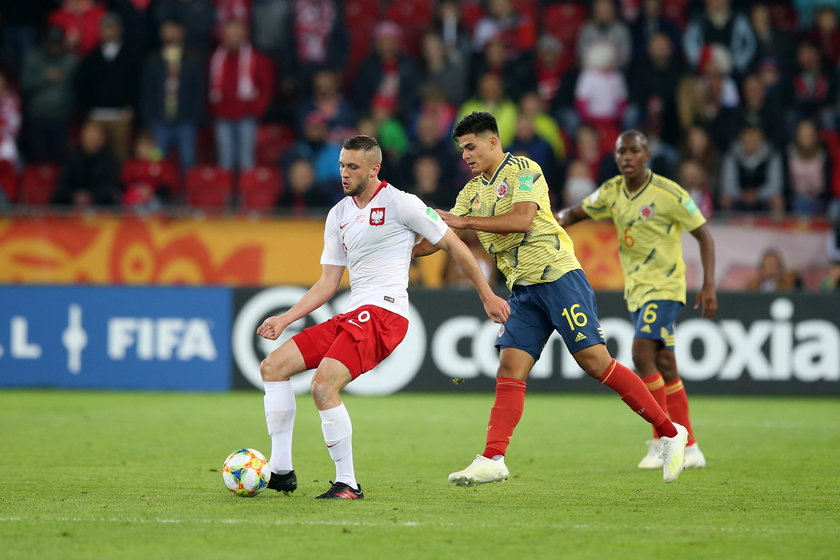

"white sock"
[264,380,296,473]
[318,403,356,489]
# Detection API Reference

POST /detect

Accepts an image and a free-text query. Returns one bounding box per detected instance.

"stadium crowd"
[0,1,838,233]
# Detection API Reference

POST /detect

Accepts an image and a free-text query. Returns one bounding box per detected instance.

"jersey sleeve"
[671,191,707,232]
[511,165,548,207]
[320,207,347,266]
[581,181,617,220]
[398,191,448,244]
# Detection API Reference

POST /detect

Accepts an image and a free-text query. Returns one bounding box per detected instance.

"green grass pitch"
[1,390,838,559]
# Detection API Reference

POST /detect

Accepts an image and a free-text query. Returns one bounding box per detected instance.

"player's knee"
[260,355,288,382]
[310,374,339,406]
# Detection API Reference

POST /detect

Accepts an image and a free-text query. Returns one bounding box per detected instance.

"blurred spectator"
[683,0,756,77]
[279,0,347,98]
[53,120,122,207]
[570,124,608,184]
[0,1,52,78]
[209,19,275,172]
[215,0,251,38]
[533,35,571,111]
[419,31,468,106]
[574,41,628,130]
[398,112,459,196]
[627,32,683,147]
[277,158,326,214]
[629,0,681,67]
[676,44,741,151]
[281,111,341,202]
[47,0,107,59]
[76,13,140,163]
[509,113,556,186]
[808,5,840,65]
[821,260,840,291]
[431,1,472,61]
[790,38,834,126]
[20,27,78,164]
[680,125,721,193]
[297,69,357,142]
[720,124,785,214]
[442,229,498,287]
[141,17,207,172]
[370,97,410,165]
[354,21,419,121]
[457,73,518,146]
[471,0,537,57]
[251,0,292,61]
[750,3,795,79]
[787,119,830,215]
[410,85,456,144]
[120,133,178,210]
[406,154,452,208]
[0,74,22,169]
[108,0,156,54]
[518,92,565,163]
[471,35,531,103]
[747,249,803,291]
[794,0,840,29]
[737,73,786,149]
[562,159,597,207]
[679,159,715,219]
[577,0,633,70]
[152,0,216,53]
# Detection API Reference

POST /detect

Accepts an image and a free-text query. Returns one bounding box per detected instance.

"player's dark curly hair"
[343,135,382,164]
[453,112,499,141]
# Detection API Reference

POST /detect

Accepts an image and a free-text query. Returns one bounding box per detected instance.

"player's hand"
[436,210,466,229]
[694,284,718,319]
[482,294,510,324]
[256,316,286,340]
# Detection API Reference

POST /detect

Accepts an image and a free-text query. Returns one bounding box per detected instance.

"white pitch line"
[0,517,812,534]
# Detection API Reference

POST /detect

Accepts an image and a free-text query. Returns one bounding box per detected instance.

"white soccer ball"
[222,448,271,497]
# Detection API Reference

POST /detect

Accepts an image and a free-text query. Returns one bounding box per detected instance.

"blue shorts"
[496,269,605,361]
[630,300,683,350]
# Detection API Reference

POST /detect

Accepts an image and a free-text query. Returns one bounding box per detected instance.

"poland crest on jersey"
[370,207,386,225]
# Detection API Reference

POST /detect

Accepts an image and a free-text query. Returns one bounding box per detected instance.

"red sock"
[482,377,527,458]
[641,372,667,439]
[665,378,696,446]
[599,360,676,439]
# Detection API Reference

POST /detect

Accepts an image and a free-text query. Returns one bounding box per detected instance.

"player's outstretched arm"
[437,202,537,234]
[555,205,589,228]
[434,229,510,323]
[690,223,717,318]
[257,264,345,340]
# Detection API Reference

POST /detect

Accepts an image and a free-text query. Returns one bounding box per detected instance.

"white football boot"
[684,444,707,469]
[448,455,509,487]
[659,423,689,483]
[637,439,664,469]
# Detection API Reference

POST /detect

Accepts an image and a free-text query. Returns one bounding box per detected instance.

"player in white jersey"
[256,135,510,499]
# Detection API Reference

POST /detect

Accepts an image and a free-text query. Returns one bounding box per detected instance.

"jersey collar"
[481,153,511,186]
[622,169,652,200]
[353,180,388,208]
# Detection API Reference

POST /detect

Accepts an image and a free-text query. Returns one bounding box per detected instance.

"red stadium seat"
[384,0,434,57]
[460,0,484,33]
[238,166,282,212]
[661,0,689,29]
[20,164,60,205]
[185,166,233,210]
[0,160,17,203]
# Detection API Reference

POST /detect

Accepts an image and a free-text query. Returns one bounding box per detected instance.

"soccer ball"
[222,448,271,497]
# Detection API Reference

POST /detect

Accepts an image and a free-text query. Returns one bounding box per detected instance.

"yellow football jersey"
[451,153,581,290]
[582,170,707,311]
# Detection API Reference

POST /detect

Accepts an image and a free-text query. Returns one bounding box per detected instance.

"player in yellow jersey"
[415,112,690,485]
[557,130,717,470]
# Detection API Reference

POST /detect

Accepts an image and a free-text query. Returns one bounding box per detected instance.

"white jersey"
[321,181,448,318]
